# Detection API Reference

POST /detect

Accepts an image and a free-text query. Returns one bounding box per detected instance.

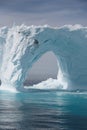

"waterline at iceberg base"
[0,24,87,91]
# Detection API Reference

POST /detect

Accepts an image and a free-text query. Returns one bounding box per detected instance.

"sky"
[0,0,87,83]
[0,0,87,27]
[25,52,58,85]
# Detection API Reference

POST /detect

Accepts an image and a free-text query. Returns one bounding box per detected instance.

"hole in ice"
[34,39,39,45]
[0,80,1,86]
[24,51,58,86]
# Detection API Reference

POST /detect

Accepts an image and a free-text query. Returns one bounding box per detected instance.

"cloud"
[0,0,86,13]
[0,0,87,27]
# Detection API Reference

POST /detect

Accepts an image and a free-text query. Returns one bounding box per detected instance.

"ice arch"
[24,51,58,86]
[0,24,87,90]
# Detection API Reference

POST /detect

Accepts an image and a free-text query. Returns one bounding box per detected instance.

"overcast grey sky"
[0,0,87,26]
[0,0,87,83]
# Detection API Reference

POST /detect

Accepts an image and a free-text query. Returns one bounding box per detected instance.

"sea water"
[0,90,87,130]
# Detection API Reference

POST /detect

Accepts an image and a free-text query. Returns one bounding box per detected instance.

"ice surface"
[0,24,87,91]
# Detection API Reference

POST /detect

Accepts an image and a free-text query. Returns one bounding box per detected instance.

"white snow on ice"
[0,24,87,91]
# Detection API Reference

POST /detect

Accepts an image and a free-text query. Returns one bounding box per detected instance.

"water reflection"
[0,92,23,129]
[0,91,87,130]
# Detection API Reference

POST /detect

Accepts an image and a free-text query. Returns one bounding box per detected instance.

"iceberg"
[0,24,87,91]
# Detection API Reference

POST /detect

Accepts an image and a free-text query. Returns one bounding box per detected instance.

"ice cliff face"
[0,24,87,90]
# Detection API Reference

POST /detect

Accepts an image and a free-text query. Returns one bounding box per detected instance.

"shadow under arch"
[24,51,58,86]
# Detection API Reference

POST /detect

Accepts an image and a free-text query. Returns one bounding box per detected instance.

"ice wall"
[0,24,87,90]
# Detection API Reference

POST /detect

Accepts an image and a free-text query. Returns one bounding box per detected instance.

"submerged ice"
[0,24,87,91]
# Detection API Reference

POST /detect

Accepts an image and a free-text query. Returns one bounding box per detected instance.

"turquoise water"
[0,90,87,130]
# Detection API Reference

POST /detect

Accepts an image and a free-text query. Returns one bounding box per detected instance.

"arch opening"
[24,51,58,86]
